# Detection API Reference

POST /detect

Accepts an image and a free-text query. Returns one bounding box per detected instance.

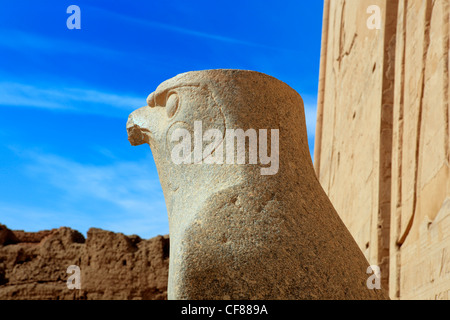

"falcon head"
[126,69,309,211]
[127,70,226,155]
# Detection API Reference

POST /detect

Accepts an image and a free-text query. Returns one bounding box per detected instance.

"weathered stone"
[0,224,169,300]
[81,228,169,300]
[127,69,388,300]
[314,0,398,293]
[0,224,19,246]
[315,0,450,300]
[12,230,53,244]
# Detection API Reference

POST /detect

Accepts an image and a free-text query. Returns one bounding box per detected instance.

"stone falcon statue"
[127,69,388,300]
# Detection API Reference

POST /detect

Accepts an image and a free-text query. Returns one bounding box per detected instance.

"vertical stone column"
[314,0,398,293]
[390,0,450,300]
[316,0,450,300]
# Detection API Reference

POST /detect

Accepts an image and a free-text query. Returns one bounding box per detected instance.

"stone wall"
[0,224,169,300]
[315,0,449,300]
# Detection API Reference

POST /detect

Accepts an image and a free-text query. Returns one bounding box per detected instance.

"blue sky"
[0,1,324,238]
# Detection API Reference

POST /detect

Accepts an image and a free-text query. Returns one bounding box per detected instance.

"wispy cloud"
[89,5,289,52]
[0,201,92,234]
[0,27,182,71]
[0,28,120,57]
[1,151,168,238]
[0,81,145,115]
[25,152,166,209]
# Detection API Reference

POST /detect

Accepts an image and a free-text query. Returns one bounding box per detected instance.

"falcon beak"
[126,108,164,148]
[126,106,153,146]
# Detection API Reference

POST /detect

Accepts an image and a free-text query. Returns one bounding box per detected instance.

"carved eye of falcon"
[165,92,179,118]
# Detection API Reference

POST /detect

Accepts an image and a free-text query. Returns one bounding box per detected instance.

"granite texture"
[127,69,388,300]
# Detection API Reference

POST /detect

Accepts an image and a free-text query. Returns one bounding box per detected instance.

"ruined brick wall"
[0,224,169,300]
[315,0,449,300]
